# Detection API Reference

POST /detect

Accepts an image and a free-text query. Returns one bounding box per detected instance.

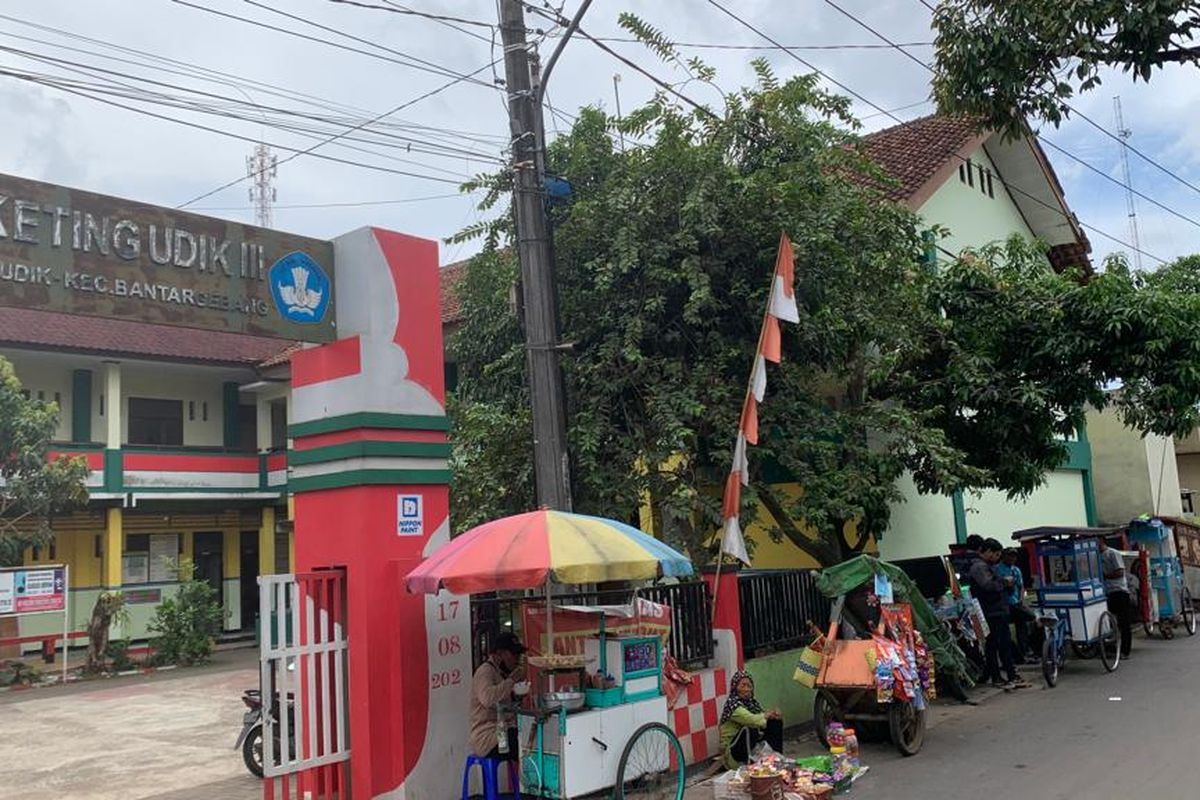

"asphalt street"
[850,630,1198,799]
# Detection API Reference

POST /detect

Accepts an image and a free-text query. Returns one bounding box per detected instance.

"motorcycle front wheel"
[242,723,264,779]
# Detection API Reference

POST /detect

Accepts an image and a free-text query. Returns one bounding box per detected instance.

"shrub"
[148,563,224,666]
[105,638,136,672]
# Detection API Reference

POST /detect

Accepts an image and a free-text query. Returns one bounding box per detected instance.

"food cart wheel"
[1184,587,1197,636]
[812,690,843,747]
[1041,637,1060,687]
[1162,621,1176,640]
[1098,611,1121,673]
[1144,620,1157,638]
[887,701,925,756]
[615,722,685,800]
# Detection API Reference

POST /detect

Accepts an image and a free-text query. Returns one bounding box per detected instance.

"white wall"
[880,472,957,561]
[918,144,1035,257]
[3,354,75,441]
[962,471,1088,538]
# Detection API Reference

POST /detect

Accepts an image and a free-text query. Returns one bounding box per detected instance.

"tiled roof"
[0,307,297,367]
[860,115,983,203]
[440,260,466,324]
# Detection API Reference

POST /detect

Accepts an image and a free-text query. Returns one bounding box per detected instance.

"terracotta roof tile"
[0,307,297,367]
[860,115,983,203]
[440,260,466,323]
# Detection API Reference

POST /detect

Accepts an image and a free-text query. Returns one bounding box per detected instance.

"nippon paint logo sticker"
[398,494,424,537]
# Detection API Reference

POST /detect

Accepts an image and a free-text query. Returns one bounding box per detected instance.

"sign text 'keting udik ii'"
[0,172,336,342]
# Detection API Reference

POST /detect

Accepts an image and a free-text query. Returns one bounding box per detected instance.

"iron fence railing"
[738,569,831,659]
[469,582,714,670]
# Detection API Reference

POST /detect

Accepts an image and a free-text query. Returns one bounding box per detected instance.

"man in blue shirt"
[996,548,1033,664]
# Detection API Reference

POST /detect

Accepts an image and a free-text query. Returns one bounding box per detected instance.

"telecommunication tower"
[246,143,278,229]
[1113,96,1142,270]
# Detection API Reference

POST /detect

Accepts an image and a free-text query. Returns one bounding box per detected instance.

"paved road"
[852,631,1197,799]
[1,648,260,800]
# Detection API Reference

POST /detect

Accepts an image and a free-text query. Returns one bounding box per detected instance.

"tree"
[931,0,1200,136]
[449,27,1200,564]
[0,357,89,567]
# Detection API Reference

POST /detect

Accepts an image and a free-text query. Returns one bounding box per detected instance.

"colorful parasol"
[405,509,694,595]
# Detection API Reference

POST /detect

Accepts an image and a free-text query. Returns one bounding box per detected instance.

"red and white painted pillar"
[289,227,471,799]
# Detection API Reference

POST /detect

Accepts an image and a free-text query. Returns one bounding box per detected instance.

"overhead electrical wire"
[193,192,468,211]
[696,0,1165,264]
[910,0,1200,204]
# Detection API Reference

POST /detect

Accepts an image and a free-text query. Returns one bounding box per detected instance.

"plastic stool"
[462,754,521,800]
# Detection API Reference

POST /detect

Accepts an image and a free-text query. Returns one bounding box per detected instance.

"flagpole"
[711,232,792,625]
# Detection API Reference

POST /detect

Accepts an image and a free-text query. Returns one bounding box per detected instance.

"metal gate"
[260,570,350,799]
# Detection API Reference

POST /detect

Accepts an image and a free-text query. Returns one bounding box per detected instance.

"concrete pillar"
[258,506,276,577]
[255,394,272,453]
[103,362,121,449]
[103,507,122,589]
[223,529,240,631]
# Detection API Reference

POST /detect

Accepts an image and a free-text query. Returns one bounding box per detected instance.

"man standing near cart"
[1099,538,1134,659]
[969,539,1029,690]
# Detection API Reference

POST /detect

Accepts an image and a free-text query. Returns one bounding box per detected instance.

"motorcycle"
[236,684,297,778]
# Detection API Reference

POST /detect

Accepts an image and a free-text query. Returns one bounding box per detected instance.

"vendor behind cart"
[469,632,530,759]
[719,670,783,768]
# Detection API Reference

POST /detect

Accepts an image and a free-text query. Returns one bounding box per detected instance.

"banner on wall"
[521,597,672,657]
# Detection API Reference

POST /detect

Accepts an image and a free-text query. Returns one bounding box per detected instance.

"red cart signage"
[0,566,66,615]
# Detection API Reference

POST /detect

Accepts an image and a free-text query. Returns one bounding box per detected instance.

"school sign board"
[0,173,336,342]
[0,566,66,615]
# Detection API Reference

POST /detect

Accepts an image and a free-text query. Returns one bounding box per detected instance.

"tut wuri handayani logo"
[268,252,331,324]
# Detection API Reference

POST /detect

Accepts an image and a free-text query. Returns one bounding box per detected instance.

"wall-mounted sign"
[397,493,424,536]
[0,566,66,615]
[0,173,336,341]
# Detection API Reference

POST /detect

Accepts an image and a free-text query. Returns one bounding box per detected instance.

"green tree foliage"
[931,0,1200,135]
[148,561,224,666]
[450,35,1200,564]
[0,357,89,566]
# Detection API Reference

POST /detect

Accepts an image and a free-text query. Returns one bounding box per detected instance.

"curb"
[0,661,182,694]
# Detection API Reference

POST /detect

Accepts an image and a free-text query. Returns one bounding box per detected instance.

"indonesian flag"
[718,233,798,566]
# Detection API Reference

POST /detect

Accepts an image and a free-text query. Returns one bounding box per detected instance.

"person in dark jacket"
[969,538,1029,690]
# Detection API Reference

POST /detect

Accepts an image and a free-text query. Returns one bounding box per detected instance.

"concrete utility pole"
[499,0,573,511]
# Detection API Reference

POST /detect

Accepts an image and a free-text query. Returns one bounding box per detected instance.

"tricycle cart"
[1012,527,1123,687]
[1127,518,1197,639]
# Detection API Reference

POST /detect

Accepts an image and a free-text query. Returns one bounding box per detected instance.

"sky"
[0,0,1197,270]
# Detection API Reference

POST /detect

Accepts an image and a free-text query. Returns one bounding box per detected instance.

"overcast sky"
[1,0,1196,270]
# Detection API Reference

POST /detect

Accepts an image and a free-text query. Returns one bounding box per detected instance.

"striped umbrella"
[405,509,694,595]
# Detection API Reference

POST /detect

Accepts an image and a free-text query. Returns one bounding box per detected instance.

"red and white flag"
[719,233,799,566]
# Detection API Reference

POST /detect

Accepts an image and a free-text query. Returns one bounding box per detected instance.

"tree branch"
[757,485,838,565]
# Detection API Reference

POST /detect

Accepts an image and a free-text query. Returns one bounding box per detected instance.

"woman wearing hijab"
[718,670,784,769]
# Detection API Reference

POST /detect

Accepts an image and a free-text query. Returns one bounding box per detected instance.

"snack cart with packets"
[1126,518,1197,639]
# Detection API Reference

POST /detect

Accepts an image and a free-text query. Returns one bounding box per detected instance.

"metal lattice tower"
[246,143,278,229]
[1113,96,1142,270]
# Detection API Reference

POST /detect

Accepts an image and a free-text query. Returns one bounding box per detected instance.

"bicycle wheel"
[1144,619,1157,638]
[1185,587,1197,636]
[1041,636,1058,687]
[812,690,842,747]
[887,701,925,756]
[1099,611,1121,673]
[615,723,685,800]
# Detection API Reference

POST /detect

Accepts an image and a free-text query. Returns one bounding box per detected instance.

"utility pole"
[1113,96,1142,270]
[499,0,573,511]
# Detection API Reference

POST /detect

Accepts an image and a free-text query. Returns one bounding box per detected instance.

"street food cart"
[405,509,693,800]
[518,618,681,800]
[1126,518,1197,638]
[1012,527,1122,687]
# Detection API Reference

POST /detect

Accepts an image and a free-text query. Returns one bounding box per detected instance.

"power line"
[589,36,935,52]
[324,0,497,32]
[912,0,1200,205]
[170,0,497,89]
[784,0,1168,264]
[193,192,466,211]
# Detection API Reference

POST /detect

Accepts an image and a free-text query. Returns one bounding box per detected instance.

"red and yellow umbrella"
[405,509,694,595]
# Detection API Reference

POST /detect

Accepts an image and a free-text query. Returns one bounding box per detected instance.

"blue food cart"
[1012,527,1122,687]
[1126,518,1197,639]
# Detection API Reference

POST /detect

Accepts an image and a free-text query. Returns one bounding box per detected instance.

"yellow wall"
[739,483,878,569]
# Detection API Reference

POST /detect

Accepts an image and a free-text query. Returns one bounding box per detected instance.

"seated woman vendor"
[719,671,784,769]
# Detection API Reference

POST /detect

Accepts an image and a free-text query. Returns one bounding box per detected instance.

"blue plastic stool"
[462,754,521,800]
